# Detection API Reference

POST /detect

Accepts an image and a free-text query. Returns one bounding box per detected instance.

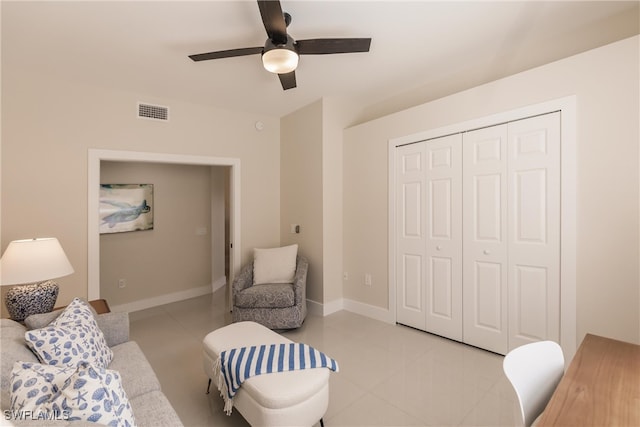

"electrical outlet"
[364,274,372,286]
[118,279,126,289]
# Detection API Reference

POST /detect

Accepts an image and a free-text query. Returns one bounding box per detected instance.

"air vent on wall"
[138,103,169,121]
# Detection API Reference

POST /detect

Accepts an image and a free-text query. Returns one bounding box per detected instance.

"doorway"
[87,149,241,310]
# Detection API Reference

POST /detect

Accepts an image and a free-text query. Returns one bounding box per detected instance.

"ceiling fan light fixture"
[262,37,299,74]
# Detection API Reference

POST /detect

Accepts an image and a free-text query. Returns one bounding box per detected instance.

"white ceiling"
[3,1,638,119]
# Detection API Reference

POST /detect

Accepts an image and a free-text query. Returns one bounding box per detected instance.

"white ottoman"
[203,321,330,427]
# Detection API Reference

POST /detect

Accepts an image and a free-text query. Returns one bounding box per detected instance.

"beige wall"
[280,100,324,303]
[280,98,361,308]
[322,98,362,306]
[1,69,280,315]
[343,123,390,309]
[100,162,220,307]
[343,36,640,344]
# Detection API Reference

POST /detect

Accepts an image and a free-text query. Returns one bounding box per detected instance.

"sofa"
[0,301,183,427]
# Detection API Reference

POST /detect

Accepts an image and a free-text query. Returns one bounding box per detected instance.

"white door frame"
[388,96,577,359]
[87,149,241,305]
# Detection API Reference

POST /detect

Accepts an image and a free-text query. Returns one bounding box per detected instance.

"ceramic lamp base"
[5,280,59,321]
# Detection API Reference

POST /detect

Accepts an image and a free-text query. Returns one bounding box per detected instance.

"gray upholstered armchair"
[232,255,308,329]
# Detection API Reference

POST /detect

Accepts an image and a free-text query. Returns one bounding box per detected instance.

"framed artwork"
[99,184,154,234]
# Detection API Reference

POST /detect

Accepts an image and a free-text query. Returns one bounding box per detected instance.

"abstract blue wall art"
[99,184,154,234]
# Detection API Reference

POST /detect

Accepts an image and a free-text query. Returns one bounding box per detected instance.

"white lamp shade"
[0,238,74,285]
[262,48,299,74]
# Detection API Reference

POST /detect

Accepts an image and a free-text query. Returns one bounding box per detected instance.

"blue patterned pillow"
[9,361,75,415]
[53,298,98,326]
[25,298,113,368]
[10,361,136,427]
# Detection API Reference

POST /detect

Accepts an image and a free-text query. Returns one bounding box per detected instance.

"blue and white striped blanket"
[213,343,339,414]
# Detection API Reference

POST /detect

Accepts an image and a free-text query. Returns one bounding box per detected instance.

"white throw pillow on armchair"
[253,244,298,285]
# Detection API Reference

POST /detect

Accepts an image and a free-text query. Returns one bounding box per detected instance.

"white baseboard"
[111,284,212,313]
[342,298,395,324]
[307,298,344,316]
[211,276,227,293]
[306,298,323,316]
[306,297,394,324]
[111,282,394,324]
[322,298,344,316]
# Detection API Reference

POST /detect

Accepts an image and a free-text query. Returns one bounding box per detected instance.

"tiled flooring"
[129,289,519,426]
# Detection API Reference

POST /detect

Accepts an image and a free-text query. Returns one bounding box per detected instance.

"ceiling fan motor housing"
[262,35,299,74]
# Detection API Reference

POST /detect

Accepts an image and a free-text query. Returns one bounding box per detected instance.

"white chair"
[503,341,565,427]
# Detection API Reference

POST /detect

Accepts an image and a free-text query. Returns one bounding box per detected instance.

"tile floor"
[129,289,520,427]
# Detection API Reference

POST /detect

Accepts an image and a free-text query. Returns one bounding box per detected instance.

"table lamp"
[0,237,74,321]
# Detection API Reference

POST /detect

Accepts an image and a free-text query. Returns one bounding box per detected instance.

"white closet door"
[463,124,509,354]
[425,134,463,340]
[507,112,561,349]
[396,142,427,330]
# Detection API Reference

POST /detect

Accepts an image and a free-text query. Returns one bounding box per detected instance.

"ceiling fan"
[188,0,372,90]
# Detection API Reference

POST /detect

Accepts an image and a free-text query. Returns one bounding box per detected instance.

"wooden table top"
[53,299,111,315]
[538,333,640,426]
[88,298,111,314]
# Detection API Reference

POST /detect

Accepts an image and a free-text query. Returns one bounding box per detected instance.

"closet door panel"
[395,111,561,355]
[474,174,503,240]
[463,125,509,354]
[507,112,561,349]
[425,134,463,340]
[396,143,427,330]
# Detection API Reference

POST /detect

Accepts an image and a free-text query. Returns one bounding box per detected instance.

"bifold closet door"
[462,124,509,354]
[463,112,561,354]
[507,112,560,349]
[424,134,462,341]
[396,142,427,330]
[397,112,560,354]
[396,135,462,339]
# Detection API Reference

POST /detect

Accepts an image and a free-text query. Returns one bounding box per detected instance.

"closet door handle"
[483,249,491,255]
[436,245,442,251]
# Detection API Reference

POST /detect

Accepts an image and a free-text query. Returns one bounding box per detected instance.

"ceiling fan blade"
[257,0,287,43]
[296,38,372,55]
[278,71,296,90]
[189,46,263,62]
